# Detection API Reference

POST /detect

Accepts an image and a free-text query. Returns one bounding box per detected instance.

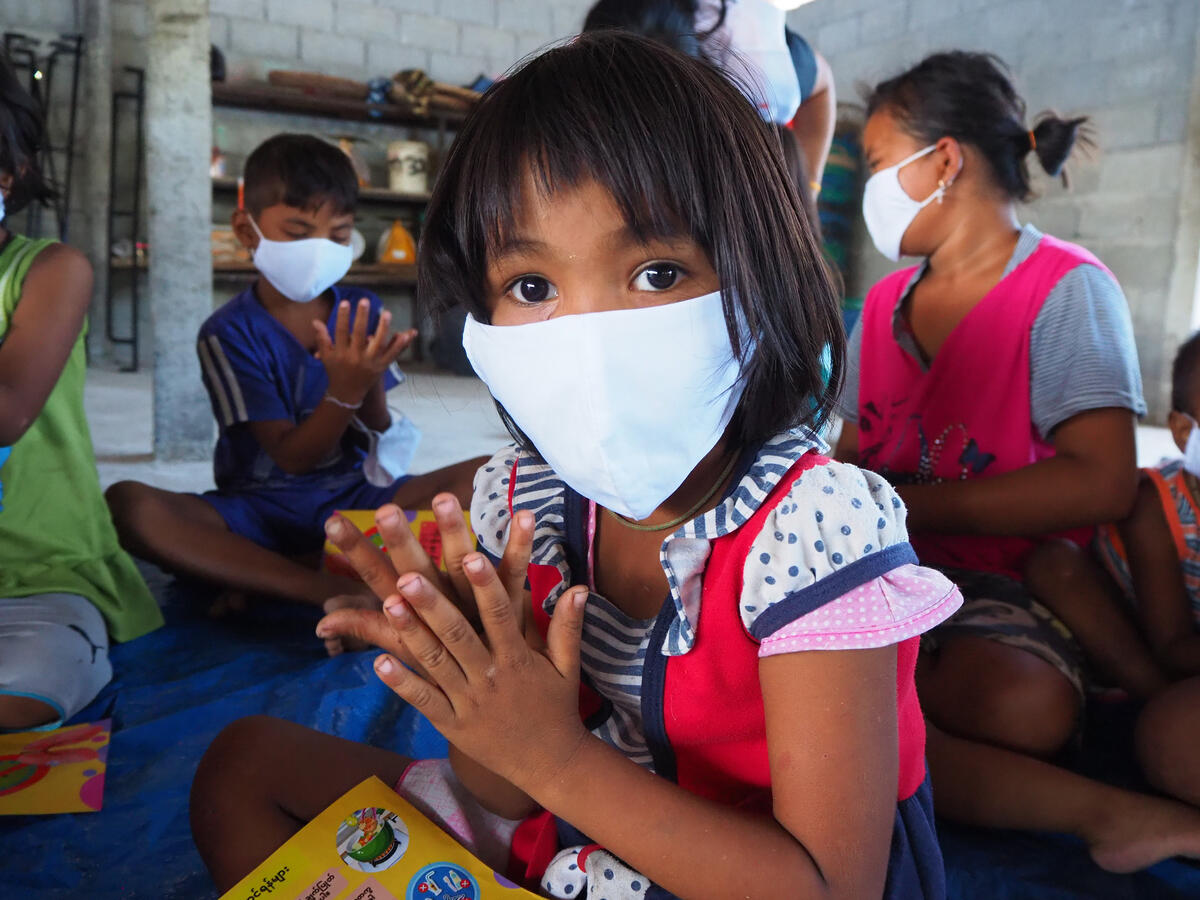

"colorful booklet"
[221,776,538,900]
[323,509,475,580]
[0,719,110,815]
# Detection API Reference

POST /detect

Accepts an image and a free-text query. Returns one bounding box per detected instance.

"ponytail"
[1029,112,1091,188]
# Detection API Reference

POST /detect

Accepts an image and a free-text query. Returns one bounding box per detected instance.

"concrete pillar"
[82,0,112,361]
[146,0,212,459]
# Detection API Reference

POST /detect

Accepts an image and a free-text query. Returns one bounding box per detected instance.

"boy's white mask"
[1184,417,1200,478]
[462,290,748,521]
[248,215,353,303]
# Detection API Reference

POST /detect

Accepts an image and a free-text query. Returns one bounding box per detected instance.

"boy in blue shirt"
[107,135,483,642]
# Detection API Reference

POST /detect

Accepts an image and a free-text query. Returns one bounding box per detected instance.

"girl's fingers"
[334,300,351,346]
[393,574,492,675]
[461,552,528,666]
[431,493,476,606]
[498,509,535,624]
[324,514,399,602]
[373,654,453,722]
[351,298,371,350]
[382,586,471,695]
[373,505,446,593]
[546,587,588,679]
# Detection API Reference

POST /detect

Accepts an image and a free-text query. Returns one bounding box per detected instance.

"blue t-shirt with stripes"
[197,284,399,493]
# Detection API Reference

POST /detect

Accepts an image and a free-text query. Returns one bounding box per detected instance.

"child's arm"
[0,243,91,445]
[357,377,391,433]
[1122,477,1200,678]
[246,299,412,475]
[896,407,1138,536]
[373,558,898,900]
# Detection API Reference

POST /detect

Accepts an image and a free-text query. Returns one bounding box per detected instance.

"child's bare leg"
[0,694,59,730]
[927,724,1200,873]
[918,636,1078,757]
[106,481,362,606]
[1025,539,1169,699]
[1137,676,1200,807]
[191,715,413,891]
[393,456,490,510]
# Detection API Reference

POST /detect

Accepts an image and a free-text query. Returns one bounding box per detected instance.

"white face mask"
[248,216,353,303]
[1184,418,1200,478]
[862,144,946,262]
[462,290,747,521]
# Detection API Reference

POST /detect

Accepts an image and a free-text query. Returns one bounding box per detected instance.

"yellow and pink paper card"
[221,776,538,900]
[322,509,474,581]
[0,719,110,815]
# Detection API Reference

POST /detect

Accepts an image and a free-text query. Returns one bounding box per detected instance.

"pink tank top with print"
[857,233,1105,577]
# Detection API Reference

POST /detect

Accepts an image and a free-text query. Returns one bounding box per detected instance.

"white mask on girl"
[862,144,948,262]
[248,216,353,303]
[1184,417,1200,478]
[462,289,747,521]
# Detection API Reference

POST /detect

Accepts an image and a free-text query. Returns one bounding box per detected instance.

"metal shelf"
[210,176,430,205]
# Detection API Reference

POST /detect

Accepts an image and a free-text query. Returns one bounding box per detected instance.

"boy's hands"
[313,298,415,406]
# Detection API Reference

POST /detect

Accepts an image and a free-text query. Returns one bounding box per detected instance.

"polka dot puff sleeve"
[740,460,962,651]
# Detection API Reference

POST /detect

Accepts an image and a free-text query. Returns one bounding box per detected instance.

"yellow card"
[220,776,539,900]
[0,719,110,815]
[323,509,475,580]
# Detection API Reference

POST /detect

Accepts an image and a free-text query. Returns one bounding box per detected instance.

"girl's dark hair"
[582,0,702,57]
[866,51,1090,201]
[0,50,55,215]
[419,31,843,452]
[1172,331,1200,415]
[242,134,358,216]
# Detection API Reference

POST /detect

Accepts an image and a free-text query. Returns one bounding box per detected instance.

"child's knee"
[193,716,283,800]
[105,480,153,530]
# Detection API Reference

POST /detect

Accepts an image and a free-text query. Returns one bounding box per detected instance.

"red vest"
[858,234,1104,577]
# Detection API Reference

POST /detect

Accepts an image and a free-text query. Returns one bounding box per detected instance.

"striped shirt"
[839,224,1146,439]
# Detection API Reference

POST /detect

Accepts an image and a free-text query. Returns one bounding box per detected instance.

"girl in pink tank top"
[838,51,1200,876]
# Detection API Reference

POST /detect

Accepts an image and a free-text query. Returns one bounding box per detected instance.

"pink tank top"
[857,233,1105,577]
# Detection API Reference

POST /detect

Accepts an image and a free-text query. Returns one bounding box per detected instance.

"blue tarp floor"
[2,567,1199,899]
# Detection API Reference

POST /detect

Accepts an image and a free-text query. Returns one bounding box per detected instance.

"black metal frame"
[105,67,146,372]
[2,32,84,242]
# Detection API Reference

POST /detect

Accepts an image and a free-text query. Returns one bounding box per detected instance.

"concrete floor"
[84,366,1182,491]
[85,365,510,492]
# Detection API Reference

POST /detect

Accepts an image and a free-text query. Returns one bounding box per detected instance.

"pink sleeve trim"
[758,564,963,656]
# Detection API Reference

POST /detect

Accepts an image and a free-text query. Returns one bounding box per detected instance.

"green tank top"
[0,234,162,641]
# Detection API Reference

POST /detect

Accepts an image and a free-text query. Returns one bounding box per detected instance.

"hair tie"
[1028,129,1037,152]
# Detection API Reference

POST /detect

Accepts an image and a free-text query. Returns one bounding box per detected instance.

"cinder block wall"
[787,0,1200,422]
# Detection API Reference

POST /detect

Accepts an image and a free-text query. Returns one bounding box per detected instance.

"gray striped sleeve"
[836,315,863,424]
[1030,263,1146,440]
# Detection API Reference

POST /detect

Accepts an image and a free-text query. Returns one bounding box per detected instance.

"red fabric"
[857,234,1104,577]
[508,809,558,891]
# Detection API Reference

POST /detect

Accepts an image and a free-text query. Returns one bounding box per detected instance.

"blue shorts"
[199,475,411,555]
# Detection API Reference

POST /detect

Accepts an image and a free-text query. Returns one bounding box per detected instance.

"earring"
[937,178,947,204]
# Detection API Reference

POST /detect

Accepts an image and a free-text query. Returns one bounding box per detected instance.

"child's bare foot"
[1086,790,1200,873]
[320,594,382,656]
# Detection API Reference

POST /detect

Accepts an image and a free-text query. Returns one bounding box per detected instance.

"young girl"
[838,51,1200,871]
[190,33,964,898]
[0,52,161,731]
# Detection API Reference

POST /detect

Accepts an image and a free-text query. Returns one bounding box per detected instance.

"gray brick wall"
[201,0,593,83]
[787,0,1200,422]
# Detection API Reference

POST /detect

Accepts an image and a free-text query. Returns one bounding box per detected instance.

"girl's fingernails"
[517,510,534,530]
[325,517,345,538]
[464,556,485,574]
[376,656,395,674]
[433,497,454,514]
[377,507,399,526]
[385,599,408,619]
[397,574,421,593]
[573,589,589,609]
[315,625,330,638]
